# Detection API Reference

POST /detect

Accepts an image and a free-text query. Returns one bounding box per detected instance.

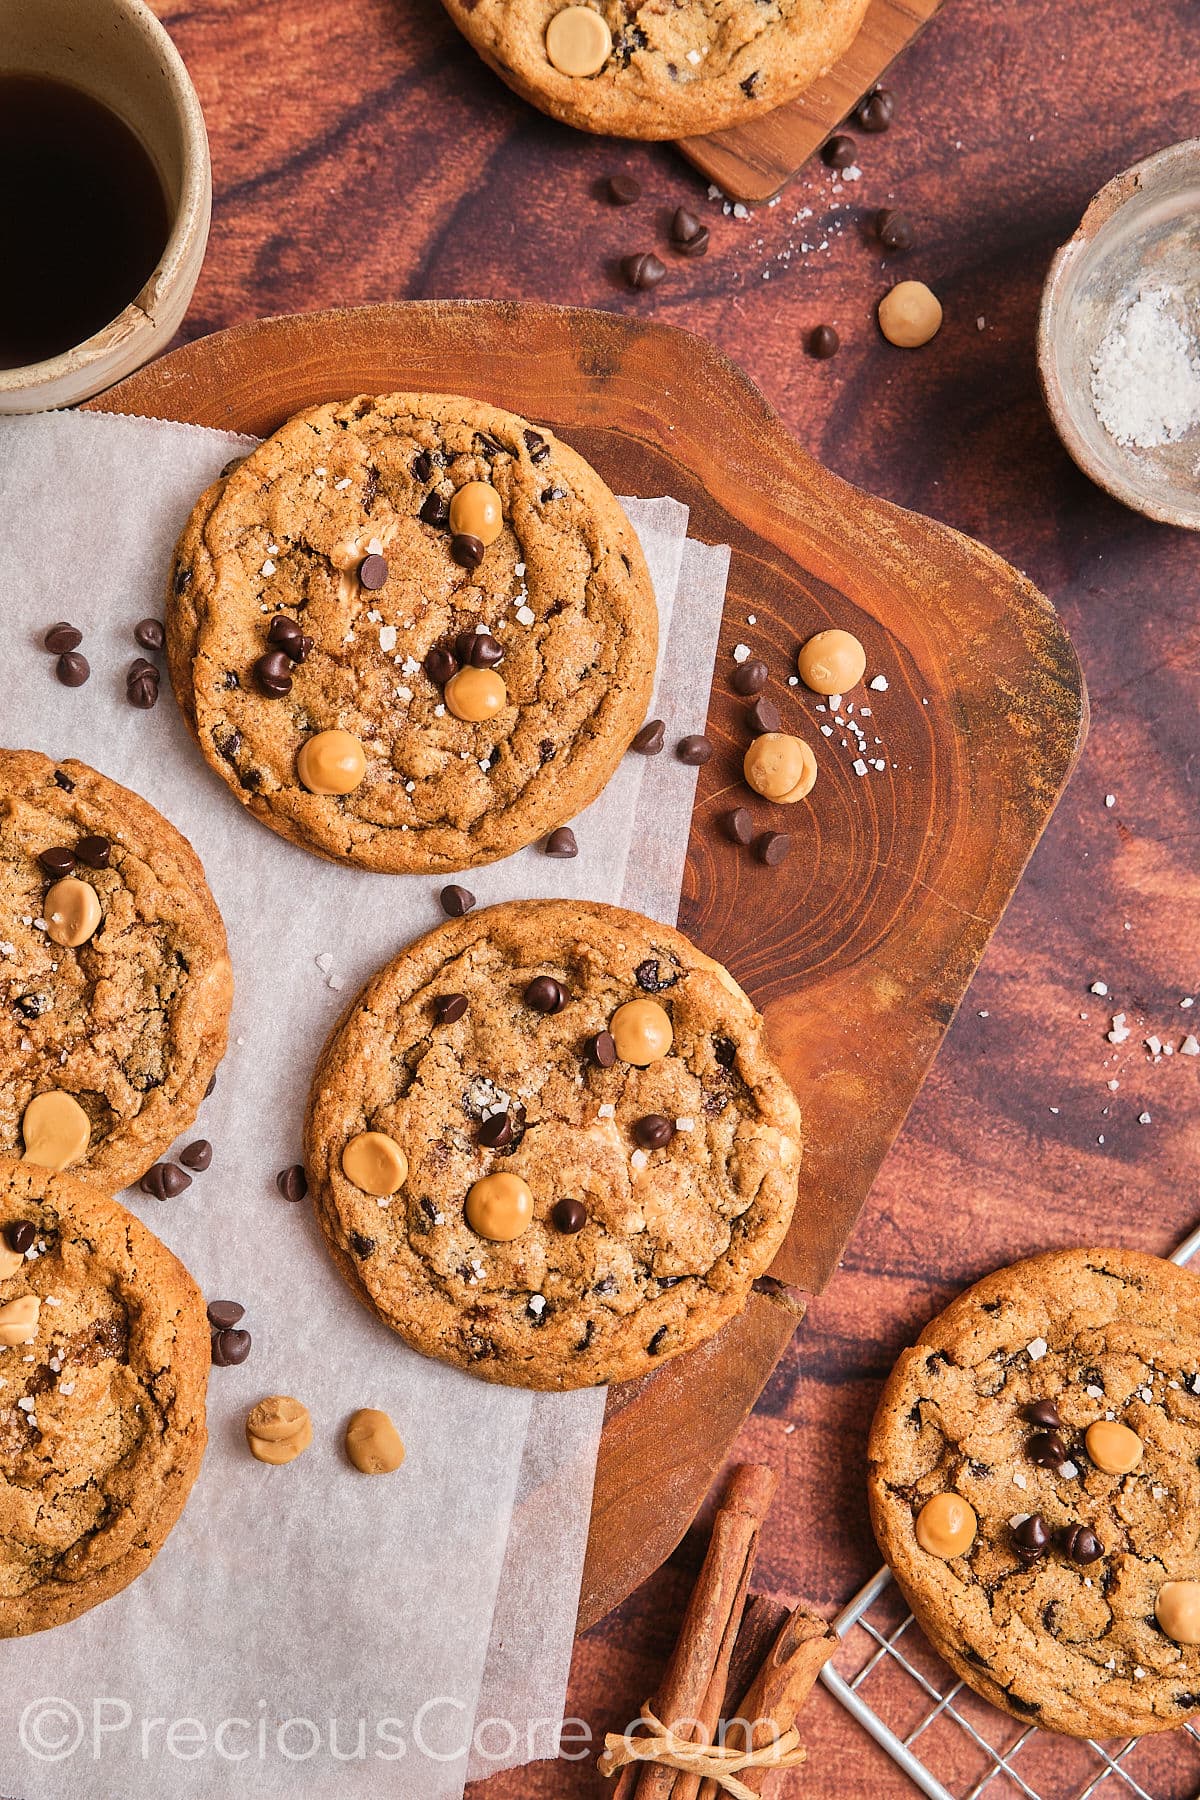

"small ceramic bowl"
[1038,138,1200,530]
[0,0,210,414]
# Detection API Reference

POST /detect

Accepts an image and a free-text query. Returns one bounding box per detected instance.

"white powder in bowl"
[1089,286,1200,449]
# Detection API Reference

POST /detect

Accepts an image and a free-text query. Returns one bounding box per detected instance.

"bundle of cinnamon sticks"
[599,1463,838,1799]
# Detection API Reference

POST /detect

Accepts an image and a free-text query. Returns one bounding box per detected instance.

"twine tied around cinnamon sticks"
[599,1708,807,1800]
[598,1463,839,1799]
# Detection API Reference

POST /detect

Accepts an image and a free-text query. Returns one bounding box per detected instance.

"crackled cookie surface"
[868,1249,1200,1738]
[166,393,657,873]
[0,751,232,1193]
[440,0,871,139]
[304,900,802,1389]
[0,1157,209,1635]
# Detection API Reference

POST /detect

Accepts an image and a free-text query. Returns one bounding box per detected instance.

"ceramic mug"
[0,0,210,414]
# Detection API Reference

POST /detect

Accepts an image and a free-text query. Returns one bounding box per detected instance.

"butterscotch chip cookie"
[0,751,232,1192]
[304,900,802,1390]
[440,0,871,140]
[868,1249,1200,1738]
[0,1156,208,1635]
[166,393,657,874]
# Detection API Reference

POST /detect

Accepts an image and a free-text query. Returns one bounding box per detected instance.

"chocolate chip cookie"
[0,750,233,1193]
[166,393,657,874]
[304,900,802,1389]
[0,1156,209,1635]
[440,0,871,140]
[868,1249,1200,1738]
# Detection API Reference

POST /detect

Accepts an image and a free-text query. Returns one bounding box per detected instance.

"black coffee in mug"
[0,73,170,368]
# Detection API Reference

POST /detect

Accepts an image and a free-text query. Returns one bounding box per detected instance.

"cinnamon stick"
[696,1602,838,1799]
[632,1463,777,1800]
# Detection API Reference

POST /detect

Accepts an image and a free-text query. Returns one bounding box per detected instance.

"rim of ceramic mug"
[0,0,210,400]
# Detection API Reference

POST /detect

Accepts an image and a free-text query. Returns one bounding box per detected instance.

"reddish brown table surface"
[147,1,1200,1790]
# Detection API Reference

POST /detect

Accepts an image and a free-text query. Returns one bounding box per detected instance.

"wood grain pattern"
[678,0,946,204]
[91,297,1083,1638]
[111,0,1200,1790]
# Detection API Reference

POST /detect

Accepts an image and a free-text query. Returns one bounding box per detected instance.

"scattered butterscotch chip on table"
[345,1408,406,1475]
[246,1395,313,1466]
[878,280,943,348]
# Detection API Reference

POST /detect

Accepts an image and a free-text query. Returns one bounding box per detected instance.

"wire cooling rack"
[818,1222,1200,1800]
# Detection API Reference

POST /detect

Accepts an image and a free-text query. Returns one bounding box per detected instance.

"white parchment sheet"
[0,410,730,1798]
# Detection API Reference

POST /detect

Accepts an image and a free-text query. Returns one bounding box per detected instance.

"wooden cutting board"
[679,0,947,204]
[88,299,1086,1628]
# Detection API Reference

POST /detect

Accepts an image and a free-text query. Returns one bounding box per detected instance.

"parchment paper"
[0,410,729,1798]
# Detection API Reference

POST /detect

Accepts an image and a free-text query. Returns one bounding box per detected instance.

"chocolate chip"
[479,1112,515,1149]
[607,174,641,205]
[75,834,111,869]
[359,553,388,592]
[440,884,475,918]
[876,208,915,252]
[53,770,75,791]
[451,533,485,570]
[676,734,712,765]
[669,208,710,256]
[1026,1429,1068,1469]
[1013,1512,1050,1563]
[37,846,76,877]
[174,564,193,594]
[468,632,503,669]
[523,428,551,463]
[630,719,665,755]
[412,449,434,481]
[276,1164,308,1203]
[205,1072,218,1098]
[44,621,81,653]
[621,251,666,291]
[425,646,459,684]
[178,1139,212,1171]
[5,1221,34,1254]
[713,1034,737,1067]
[268,616,312,662]
[724,807,753,845]
[419,490,450,529]
[544,827,578,858]
[140,1163,192,1200]
[731,658,768,695]
[634,1114,674,1149]
[587,1030,616,1067]
[754,830,792,866]
[745,697,781,735]
[126,659,159,708]
[350,1232,376,1259]
[254,650,293,697]
[134,618,166,652]
[1061,1524,1103,1564]
[525,975,567,1013]
[553,1197,587,1233]
[211,1327,251,1366]
[647,1325,668,1355]
[1026,1399,1063,1428]
[206,1299,244,1329]
[809,324,840,359]
[434,992,468,1025]
[822,132,857,169]
[635,958,677,991]
[56,651,90,687]
[854,86,894,132]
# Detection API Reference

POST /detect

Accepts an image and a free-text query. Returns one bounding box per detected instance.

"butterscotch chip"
[869,1248,1200,1739]
[342,1131,408,1197]
[20,1091,90,1172]
[915,1492,976,1558]
[743,733,817,803]
[1156,1580,1200,1645]
[246,1395,313,1465]
[448,480,504,545]
[303,899,803,1390]
[878,280,943,348]
[0,751,232,1193]
[296,729,367,795]
[345,1407,406,1475]
[797,629,866,696]
[0,1242,24,1281]
[0,1156,208,1636]
[544,5,612,76]
[165,394,656,874]
[43,877,101,948]
[445,666,507,723]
